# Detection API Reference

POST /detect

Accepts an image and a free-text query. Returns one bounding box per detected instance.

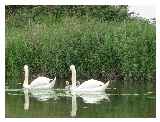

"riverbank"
[5,6,156,89]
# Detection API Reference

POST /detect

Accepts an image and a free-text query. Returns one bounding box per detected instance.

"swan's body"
[70,65,110,92]
[77,79,104,89]
[29,77,56,89]
[23,65,56,89]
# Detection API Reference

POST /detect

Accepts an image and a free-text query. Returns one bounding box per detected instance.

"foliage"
[5,6,155,89]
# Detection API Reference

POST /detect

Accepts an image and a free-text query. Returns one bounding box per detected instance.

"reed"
[5,6,156,89]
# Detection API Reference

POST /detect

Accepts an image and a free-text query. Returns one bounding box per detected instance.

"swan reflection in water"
[70,92,77,117]
[29,89,58,101]
[23,88,110,117]
[23,88,29,110]
[70,91,110,117]
[23,88,58,110]
[76,91,110,104]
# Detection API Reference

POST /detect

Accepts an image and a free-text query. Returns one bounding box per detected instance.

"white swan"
[65,80,80,90]
[65,81,71,90]
[23,65,56,89]
[70,65,110,92]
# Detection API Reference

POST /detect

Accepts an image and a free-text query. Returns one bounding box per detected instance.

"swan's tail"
[100,80,110,91]
[104,80,110,88]
[49,77,56,88]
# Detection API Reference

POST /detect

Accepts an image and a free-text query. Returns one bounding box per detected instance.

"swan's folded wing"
[30,77,51,87]
[77,79,104,89]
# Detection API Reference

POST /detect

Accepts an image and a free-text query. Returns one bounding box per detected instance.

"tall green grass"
[6,6,156,89]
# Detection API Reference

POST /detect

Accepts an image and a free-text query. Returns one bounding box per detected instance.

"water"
[5,88,155,118]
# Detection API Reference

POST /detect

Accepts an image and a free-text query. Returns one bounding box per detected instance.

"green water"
[5,87,155,118]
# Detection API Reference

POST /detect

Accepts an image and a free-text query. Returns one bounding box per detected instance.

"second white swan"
[69,65,110,92]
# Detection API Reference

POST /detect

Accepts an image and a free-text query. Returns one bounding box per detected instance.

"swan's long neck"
[71,68,77,88]
[23,68,29,88]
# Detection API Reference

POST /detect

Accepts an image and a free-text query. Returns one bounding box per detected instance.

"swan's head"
[65,81,70,85]
[70,65,75,71]
[24,65,28,71]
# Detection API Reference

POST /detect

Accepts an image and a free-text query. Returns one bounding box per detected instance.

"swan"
[23,65,56,89]
[76,81,81,87]
[65,81,71,90]
[65,80,80,90]
[70,65,110,92]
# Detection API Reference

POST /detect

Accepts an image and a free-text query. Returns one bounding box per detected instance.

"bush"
[5,6,155,90]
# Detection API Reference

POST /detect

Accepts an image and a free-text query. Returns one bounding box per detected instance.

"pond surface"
[5,87,155,118]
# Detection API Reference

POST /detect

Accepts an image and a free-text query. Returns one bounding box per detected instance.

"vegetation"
[5,6,156,89]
